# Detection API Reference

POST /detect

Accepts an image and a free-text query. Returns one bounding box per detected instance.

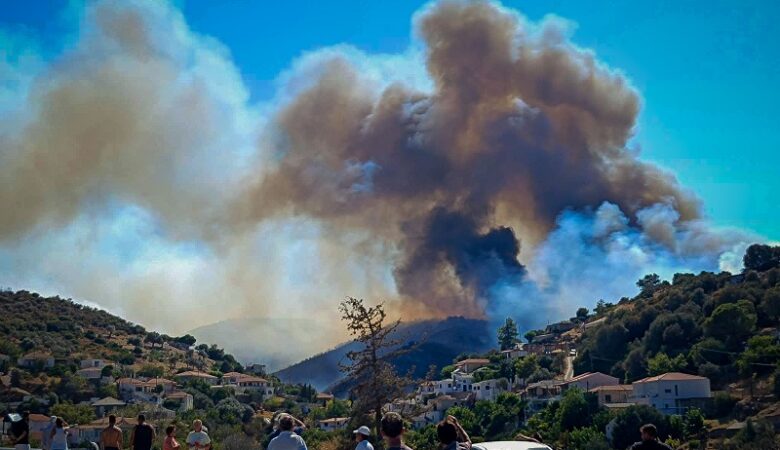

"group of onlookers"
[6,408,670,450]
[5,412,211,450]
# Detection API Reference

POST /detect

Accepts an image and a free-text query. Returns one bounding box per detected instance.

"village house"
[80,358,108,369]
[561,372,619,391]
[316,393,334,406]
[76,367,105,380]
[117,378,176,403]
[91,396,127,417]
[630,372,711,415]
[17,351,54,369]
[590,385,634,406]
[501,344,528,361]
[472,378,509,402]
[235,376,274,396]
[164,391,194,412]
[174,371,218,385]
[522,380,562,412]
[317,417,350,431]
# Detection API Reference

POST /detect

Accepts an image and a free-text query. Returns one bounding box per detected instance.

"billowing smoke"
[0,0,756,350]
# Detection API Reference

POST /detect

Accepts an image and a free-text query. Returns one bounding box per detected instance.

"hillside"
[275,316,494,392]
[0,289,240,380]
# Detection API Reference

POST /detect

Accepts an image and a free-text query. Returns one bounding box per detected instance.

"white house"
[235,376,274,396]
[91,396,127,417]
[174,371,218,385]
[76,367,104,380]
[17,352,55,368]
[164,391,194,411]
[72,416,135,443]
[589,385,633,406]
[561,372,619,391]
[117,377,176,402]
[501,344,528,361]
[80,359,108,369]
[317,417,350,431]
[472,378,509,401]
[631,372,711,415]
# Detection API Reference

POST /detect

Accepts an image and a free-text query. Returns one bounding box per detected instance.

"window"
[664,389,672,394]
[485,386,491,390]
[605,394,612,403]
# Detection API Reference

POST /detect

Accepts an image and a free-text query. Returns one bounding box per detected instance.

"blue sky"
[2,0,778,240]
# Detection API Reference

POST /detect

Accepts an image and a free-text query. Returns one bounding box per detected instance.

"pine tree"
[339,297,408,438]
[497,317,519,350]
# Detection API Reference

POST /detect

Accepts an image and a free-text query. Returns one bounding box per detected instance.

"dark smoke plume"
[237,0,702,317]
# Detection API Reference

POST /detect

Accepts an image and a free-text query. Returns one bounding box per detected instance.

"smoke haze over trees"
[0,0,761,348]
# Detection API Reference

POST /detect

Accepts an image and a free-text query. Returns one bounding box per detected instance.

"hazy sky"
[0,0,777,351]
[4,0,777,239]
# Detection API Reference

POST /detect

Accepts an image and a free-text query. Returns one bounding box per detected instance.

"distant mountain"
[275,316,494,393]
[188,318,334,372]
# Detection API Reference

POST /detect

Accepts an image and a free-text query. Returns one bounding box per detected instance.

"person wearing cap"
[11,411,30,450]
[353,426,374,450]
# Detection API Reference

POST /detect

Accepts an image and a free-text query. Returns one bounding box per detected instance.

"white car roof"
[472,442,553,450]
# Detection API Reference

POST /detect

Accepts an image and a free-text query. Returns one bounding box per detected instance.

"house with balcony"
[630,372,711,415]
[589,385,633,406]
[473,378,509,401]
[164,391,194,412]
[455,359,490,374]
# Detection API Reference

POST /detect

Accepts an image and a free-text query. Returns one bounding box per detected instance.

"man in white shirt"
[353,426,374,450]
[186,419,212,450]
[267,414,307,450]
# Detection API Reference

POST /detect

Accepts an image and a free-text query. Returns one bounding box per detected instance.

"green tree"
[647,352,688,376]
[704,301,757,348]
[51,402,96,424]
[760,287,780,320]
[566,427,609,450]
[684,408,705,438]
[514,355,539,381]
[610,405,669,450]
[736,335,780,375]
[575,307,589,321]
[637,273,662,297]
[497,317,519,350]
[743,244,780,271]
[339,297,407,437]
[137,364,164,378]
[556,388,590,431]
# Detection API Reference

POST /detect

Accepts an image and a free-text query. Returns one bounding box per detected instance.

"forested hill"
[574,243,780,391]
[0,289,241,373]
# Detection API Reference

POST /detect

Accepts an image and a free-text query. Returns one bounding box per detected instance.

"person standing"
[629,424,673,450]
[353,425,374,450]
[11,411,30,450]
[267,414,307,450]
[42,416,57,450]
[185,420,211,450]
[380,413,413,450]
[100,415,123,450]
[163,425,181,450]
[436,416,471,450]
[50,418,70,450]
[130,415,156,450]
